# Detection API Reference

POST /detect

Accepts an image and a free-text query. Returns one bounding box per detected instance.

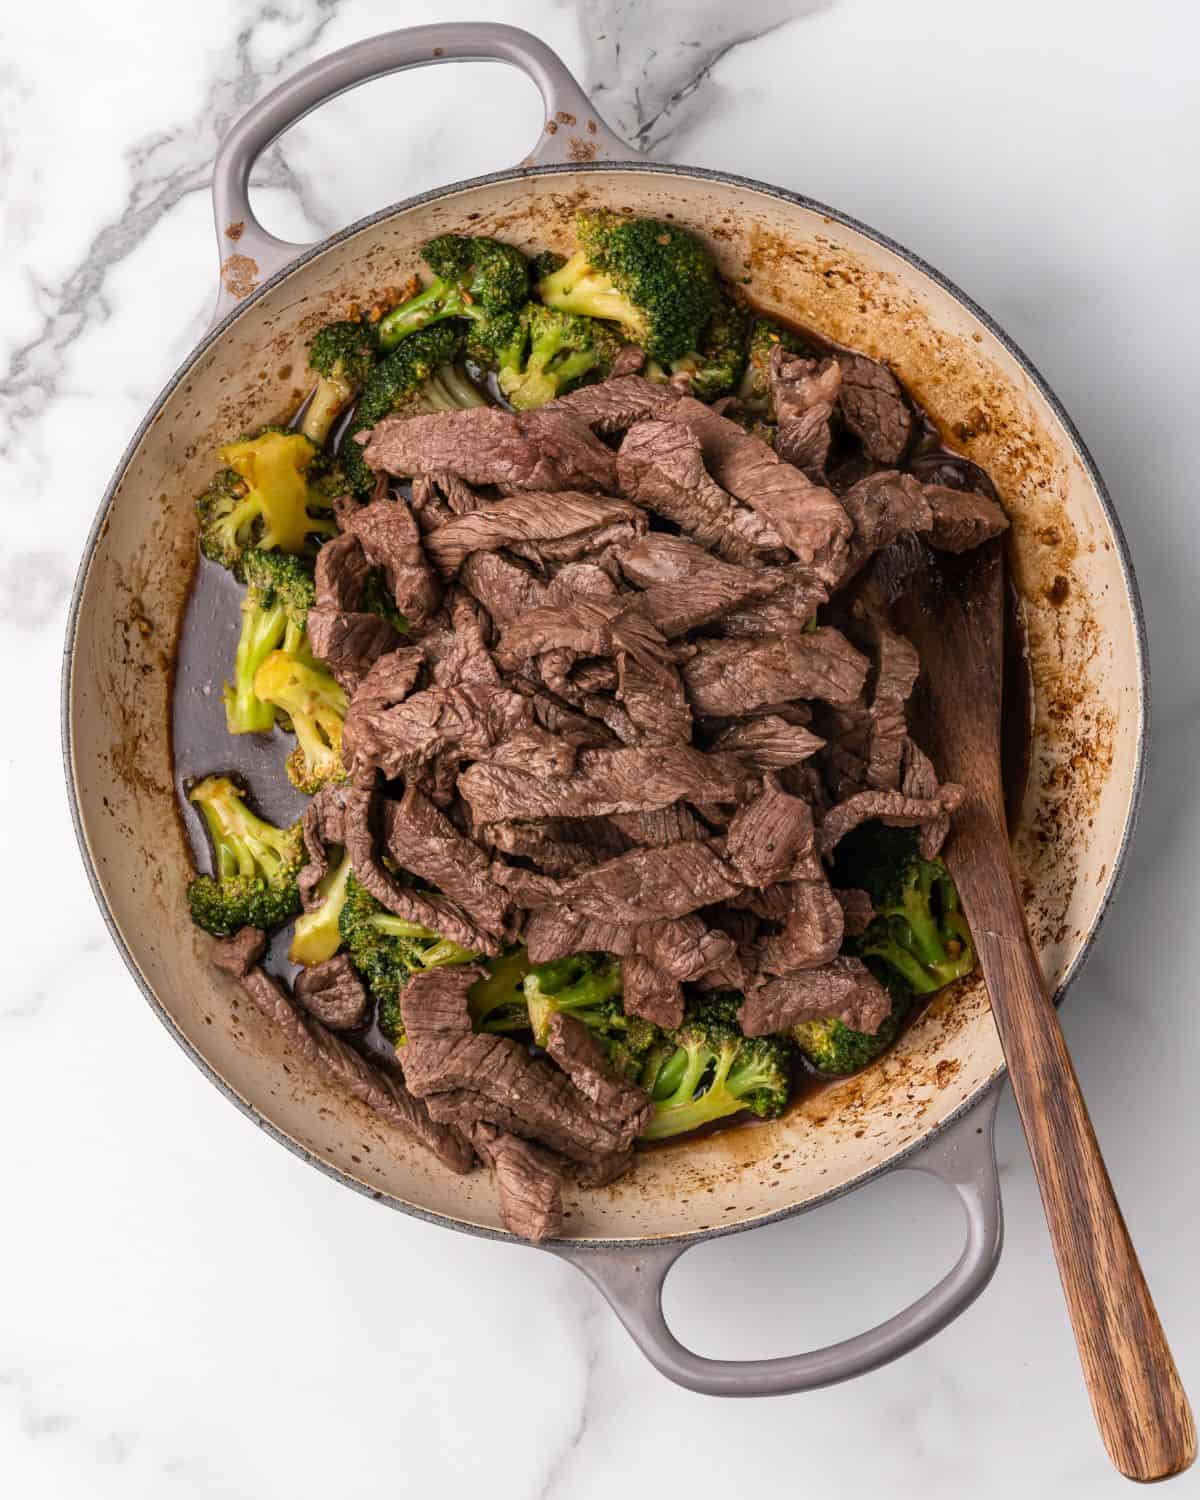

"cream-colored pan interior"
[65,167,1143,1241]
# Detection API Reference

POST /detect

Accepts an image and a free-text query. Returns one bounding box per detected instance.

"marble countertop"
[3,0,1198,1493]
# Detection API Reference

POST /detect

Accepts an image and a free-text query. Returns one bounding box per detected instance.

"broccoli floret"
[665,291,749,402]
[736,317,807,410]
[791,1002,906,1076]
[530,249,566,281]
[376,235,530,349]
[222,549,315,735]
[639,996,791,1141]
[186,774,304,936]
[300,319,378,446]
[495,305,623,410]
[337,325,487,495]
[858,856,976,997]
[468,950,658,1079]
[537,211,717,364]
[362,569,408,634]
[252,650,348,794]
[197,428,336,574]
[338,874,480,1044]
[288,846,352,967]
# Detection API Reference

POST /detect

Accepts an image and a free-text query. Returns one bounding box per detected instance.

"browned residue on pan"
[221,253,259,299]
[224,221,245,242]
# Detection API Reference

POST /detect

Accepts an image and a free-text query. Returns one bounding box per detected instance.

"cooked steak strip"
[923,484,1010,552]
[306,607,402,696]
[713,715,824,772]
[758,877,845,975]
[549,372,680,435]
[381,784,509,938]
[211,945,474,1173]
[530,841,743,924]
[616,419,786,563]
[458,746,752,824]
[738,956,891,1037]
[460,550,546,628]
[338,494,441,629]
[617,533,786,637]
[621,953,685,1030]
[523,906,734,982]
[345,680,532,781]
[342,786,499,956]
[363,406,618,492]
[682,628,869,716]
[210,925,267,976]
[664,396,852,580]
[470,1122,564,1241]
[835,352,913,464]
[818,782,965,861]
[835,887,876,936]
[315,530,371,612]
[544,1013,653,1144]
[399,967,636,1163]
[725,775,822,887]
[425,492,645,578]
[608,804,708,847]
[769,345,841,481]
[297,782,355,910]
[293,953,369,1031]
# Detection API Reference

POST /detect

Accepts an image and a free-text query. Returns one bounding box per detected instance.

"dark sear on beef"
[196,294,1009,1243]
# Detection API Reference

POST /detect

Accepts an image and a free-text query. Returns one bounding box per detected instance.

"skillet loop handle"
[209,23,635,324]
[552,1089,1003,1397]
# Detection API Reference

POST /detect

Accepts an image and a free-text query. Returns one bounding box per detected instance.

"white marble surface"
[2,0,1198,1493]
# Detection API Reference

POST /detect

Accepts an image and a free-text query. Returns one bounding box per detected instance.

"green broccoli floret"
[222,549,315,736]
[639,995,791,1141]
[196,428,336,574]
[337,324,487,495]
[186,774,304,937]
[300,319,378,446]
[376,235,530,349]
[791,1002,906,1076]
[537,211,717,364]
[529,249,566,281]
[289,846,352,967]
[338,875,480,1044]
[858,856,976,997]
[663,291,748,402]
[252,650,348,795]
[468,950,658,1079]
[362,569,408,634]
[495,305,623,410]
[736,317,807,410]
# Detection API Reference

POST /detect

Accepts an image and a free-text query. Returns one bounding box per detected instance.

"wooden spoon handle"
[953,812,1195,1482]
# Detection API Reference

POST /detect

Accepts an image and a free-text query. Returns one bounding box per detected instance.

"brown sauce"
[171,301,1034,1136]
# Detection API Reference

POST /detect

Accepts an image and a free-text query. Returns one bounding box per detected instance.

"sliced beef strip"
[363,405,618,493]
[297,782,355,909]
[922,484,1009,552]
[523,905,734,983]
[545,1014,653,1142]
[380,783,509,938]
[725,775,823,887]
[460,550,547,629]
[713,715,824,772]
[421,588,502,689]
[315,530,371,612]
[757,877,845,975]
[835,352,913,464]
[898,736,958,859]
[293,953,369,1031]
[212,949,474,1173]
[830,611,921,796]
[836,470,934,579]
[608,804,708,847]
[715,571,828,639]
[548,372,680,436]
[306,607,403,697]
[457,746,752,824]
[613,615,692,746]
[210,925,266,976]
[410,474,454,533]
[341,786,500,956]
[617,533,785,637]
[494,594,627,669]
[344,679,531,781]
[818,781,965,861]
[768,345,842,481]
[835,887,876,936]
[526,689,622,750]
[664,396,852,581]
[739,955,891,1037]
[616,420,786,563]
[470,1122,564,1242]
[425,492,645,578]
[681,628,870,716]
[483,817,625,877]
[610,345,647,378]
[338,495,442,629]
[399,967,636,1163]
[531,841,743,924]
[621,953,685,1030]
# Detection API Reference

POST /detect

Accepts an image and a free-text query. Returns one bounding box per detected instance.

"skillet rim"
[60,159,1149,1250]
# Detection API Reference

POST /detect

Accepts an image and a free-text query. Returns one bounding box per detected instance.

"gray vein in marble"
[569,0,831,154]
[538,1274,604,1500]
[0,0,343,457]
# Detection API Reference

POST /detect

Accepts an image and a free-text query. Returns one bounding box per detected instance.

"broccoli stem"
[377,281,463,347]
[224,596,288,735]
[289,849,352,966]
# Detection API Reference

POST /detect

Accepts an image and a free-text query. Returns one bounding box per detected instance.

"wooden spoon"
[890,537,1195,1483]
